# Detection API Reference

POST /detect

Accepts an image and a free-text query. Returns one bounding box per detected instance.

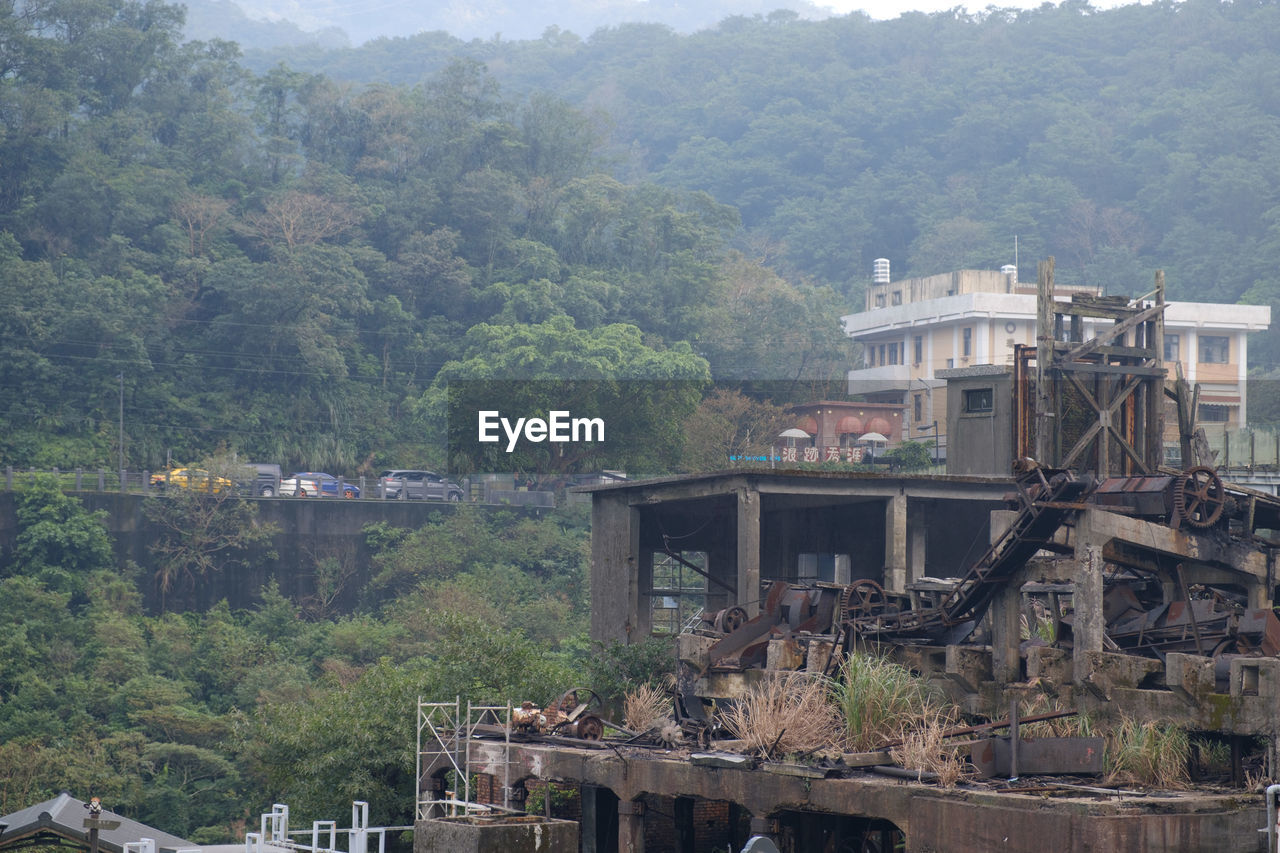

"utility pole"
[118,373,125,473]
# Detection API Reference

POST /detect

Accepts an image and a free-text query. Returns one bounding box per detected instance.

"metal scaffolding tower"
[415,697,513,820]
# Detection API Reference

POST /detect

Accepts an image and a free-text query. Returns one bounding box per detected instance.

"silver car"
[378,469,463,501]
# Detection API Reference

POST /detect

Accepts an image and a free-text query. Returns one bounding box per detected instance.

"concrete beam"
[1073,508,1266,583]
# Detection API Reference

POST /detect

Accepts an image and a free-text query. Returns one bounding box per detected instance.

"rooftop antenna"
[1014,235,1018,277]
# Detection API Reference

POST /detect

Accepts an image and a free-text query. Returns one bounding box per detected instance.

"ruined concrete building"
[415,263,1280,853]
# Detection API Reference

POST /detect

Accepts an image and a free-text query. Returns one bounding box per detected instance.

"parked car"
[150,467,233,494]
[280,472,360,498]
[238,462,282,496]
[378,469,463,501]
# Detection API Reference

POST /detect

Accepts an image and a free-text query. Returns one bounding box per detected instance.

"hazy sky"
[824,0,1144,19]
[232,0,1152,46]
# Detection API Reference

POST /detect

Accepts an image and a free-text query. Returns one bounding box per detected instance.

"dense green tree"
[144,487,280,611]
[425,317,710,475]
[9,476,115,595]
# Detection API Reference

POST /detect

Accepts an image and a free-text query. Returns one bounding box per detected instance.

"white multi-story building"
[842,263,1271,445]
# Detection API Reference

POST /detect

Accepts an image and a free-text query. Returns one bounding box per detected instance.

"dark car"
[240,462,282,496]
[378,469,463,501]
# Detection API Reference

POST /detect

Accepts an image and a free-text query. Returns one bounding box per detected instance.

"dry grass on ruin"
[623,680,674,732]
[720,671,843,759]
[890,709,968,788]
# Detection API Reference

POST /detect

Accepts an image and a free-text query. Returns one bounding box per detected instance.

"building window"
[1199,335,1229,364]
[798,553,851,584]
[963,388,994,414]
[962,327,972,357]
[946,358,955,368]
[879,344,886,365]
[913,336,923,365]
[650,551,707,635]
[1199,404,1230,423]
[875,293,886,308]
[891,290,902,306]
[888,342,899,365]
[1164,333,1180,363]
[913,393,923,423]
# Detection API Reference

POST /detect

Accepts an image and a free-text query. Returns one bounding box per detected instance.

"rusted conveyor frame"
[850,469,1089,643]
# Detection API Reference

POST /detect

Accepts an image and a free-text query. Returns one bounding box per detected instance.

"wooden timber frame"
[1013,257,1166,477]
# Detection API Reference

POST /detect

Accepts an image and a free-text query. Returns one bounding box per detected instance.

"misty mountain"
[181,0,836,46]
[181,0,350,48]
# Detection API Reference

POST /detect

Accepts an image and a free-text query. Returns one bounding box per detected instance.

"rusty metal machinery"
[675,462,1280,708]
[842,464,1091,645]
[1171,465,1228,529]
[512,688,606,741]
[840,579,890,622]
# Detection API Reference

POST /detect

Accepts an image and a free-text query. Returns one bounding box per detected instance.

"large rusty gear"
[1172,466,1226,529]
[840,578,887,622]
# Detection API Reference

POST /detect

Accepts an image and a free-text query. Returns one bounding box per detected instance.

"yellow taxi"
[149,467,234,494]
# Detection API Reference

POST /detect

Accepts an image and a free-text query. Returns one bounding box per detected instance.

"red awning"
[836,415,864,434]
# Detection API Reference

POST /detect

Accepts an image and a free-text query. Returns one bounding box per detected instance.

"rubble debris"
[512,688,608,741]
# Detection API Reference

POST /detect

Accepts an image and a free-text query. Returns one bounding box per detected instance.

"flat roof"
[842,293,1271,337]
[573,467,1010,495]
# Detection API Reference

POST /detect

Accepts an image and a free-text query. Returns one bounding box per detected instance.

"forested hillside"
[248,0,1280,363]
[0,0,846,475]
[1,476,621,838]
[5,1,1280,474]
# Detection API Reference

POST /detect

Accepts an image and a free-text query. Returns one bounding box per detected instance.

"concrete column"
[1238,329,1249,425]
[884,493,908,593]
[990,573,1023,684]
[1073,545,1105,686]
[581,786,617,853]
[618,799,645,853]
[748,816,777,842]
[581,786,600,853]
[590,495,641,645]
[907,502,927,585]
[637,546,654,637]
[737,487,761,615]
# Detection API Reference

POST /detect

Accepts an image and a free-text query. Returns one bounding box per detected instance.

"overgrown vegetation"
[835,653,942,753]
[1105,717,1191,789]
[0,481,594,836]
